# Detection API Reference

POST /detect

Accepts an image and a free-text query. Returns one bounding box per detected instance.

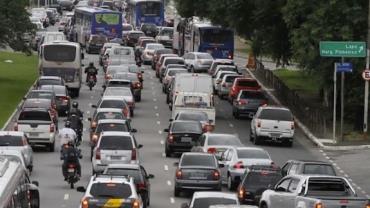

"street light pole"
[363,0,370,139]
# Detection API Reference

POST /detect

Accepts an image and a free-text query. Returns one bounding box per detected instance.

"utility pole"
[364,0,370,139]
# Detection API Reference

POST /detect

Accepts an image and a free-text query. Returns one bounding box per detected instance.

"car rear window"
[181,155,216,167]
[96,112,124,120]
[258,109,293,121]
[0,136,23,146]
[171,122,202,133]
[90,183,132,198]
[100,136,133,150]
[197,53,213,59]
[208,135,242,146]
[105,168,142,183]
[192,198,237,208]
[225,75,241,83]
[19,111,51,121]
[100,100,125,109]
[28,92,53,99]
[178,113,208,122]
[168,69,187,76]
[108,81,131,87]
[303,164,336,176]
[240,91,266,99]
[237,79,259,87]
[244,172,282,188]
[38,79,62,86]
[237,149,270,159]
[165,59,184,66]
[104,88,132,96]
[96,123,128,133]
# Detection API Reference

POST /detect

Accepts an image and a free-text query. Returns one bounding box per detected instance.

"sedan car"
[103,86,135,112]
[229,78,261,102]
[40,85,70,115]
[141,43,164,64]
[0,131,33,172]
[181,191,239,208]
[191,133,243,157]
[219,147,274,190]
[218,74,243,99]
[89,108,127,132]
[109,74,142,101]
[92,96,131,119]
[152,48,173,70]
[183,52,214,73]
[164,120,203,157]
[173,111,212,132]
[103,164,154,208]
[174,153,222,196]
[86,34,108,54]
[0,149,30,173]
[26,89,57,109]
[124,30,145,47]
[232,90,268,119]
[35,76,65,88]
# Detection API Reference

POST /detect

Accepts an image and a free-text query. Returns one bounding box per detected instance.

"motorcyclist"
[67,102,83,144]
[134,47,143,64]
[58,121,77,146]
[84,62,98,83]
[60,140,81,181]
[68,101,83,119]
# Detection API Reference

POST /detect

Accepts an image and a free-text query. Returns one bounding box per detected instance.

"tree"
[0,0,35,54]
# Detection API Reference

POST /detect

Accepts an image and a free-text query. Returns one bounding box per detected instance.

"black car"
[125,31,145,47]
[140,23,158,38]
[281,160,337,177]
[86,35,108,54]
[164,120,203,157]
[174,152,222,196]
[237,165,282,205]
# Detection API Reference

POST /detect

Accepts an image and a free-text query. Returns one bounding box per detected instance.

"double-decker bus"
[177,18,234,59]
[127,0,164,28]
[74,7,123,46]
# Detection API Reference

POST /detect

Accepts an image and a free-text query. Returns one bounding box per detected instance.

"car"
[125,31,145,47]
[164,120,203,157]
[172,111,213,132]
[106,46,135,70]
[77,175,142,208]
[122,24,134,40]
[92,131,143,174]
[141,43,164,64]
[212,65,239,80]
[181,191,239,208]
[191,133,243,157]
[39,85,71,116]
[281,160,337,177]
[250,106,295,146]
[218,74,243,99]
[14,108,56,152]
[160,64,187,82]
[208,59,235,75]
[103,164,154,208]
[58,16,69,32]
[136,37,156,50]
[140,23,158,37]
[0,149,30,174]
[92,96,131,119]
[237,165,282,205]
[105,77,142,102]
[86,34,108,54]
[0,131,33,172]
[103,87,135,111]
[90,119,137,159]
[219,147,274,190]
[162,68,188,93]
[229,78,261,102]
[174,153,223,196]
[183,52,214,73]
[26,89,57,109]
[35,76,65,88]
[151,48,173,70]
[58,0,74,11]
[99,42,120,66]
[155,54,178,77]
[213,71,237,94]
[155,27,173,48]
[22,98,58,124]
[159,57,185,82]
[89,108,128,132]
[232,90,268,119]
[75,0,89,8]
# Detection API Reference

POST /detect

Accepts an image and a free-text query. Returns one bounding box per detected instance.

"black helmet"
[89,62,94,67]
[72,101,78,108]
[65,120,71,128]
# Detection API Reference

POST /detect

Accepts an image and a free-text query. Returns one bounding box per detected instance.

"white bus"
[39,41,84,97]
[0,156,40,208]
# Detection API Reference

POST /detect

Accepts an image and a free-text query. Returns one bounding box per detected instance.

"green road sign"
[320,41,366,57]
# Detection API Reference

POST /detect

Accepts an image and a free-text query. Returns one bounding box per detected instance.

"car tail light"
[238,100,247,105]
[137,182,146,190]
[207,147,216,154]
[95,148,101,160]
[291,122,295,130]
[127,101,134,107]
[68,164,76,168]
[216,79,221,84]
[257,120,261,128]
[91,121,97,128]
[233,161,244,169]
[134,82,141,88]
[222,83,227,87]
[123,108,129,118]
[138,73,142,79]
[81,197,89,208]
[105,74,112,80]
[168,134,174,143]
[314,202,323,208]
[132,199,140,208]
[131,148,137,160]
[212,170,220,180]
[14,123,18,131]
[53,103,57,109]
[238,186,245,199]
[92,134,98,142]
[175,169,182,179]
[228,52,233,59]
[49,123,55,132]
[61,96,69,103]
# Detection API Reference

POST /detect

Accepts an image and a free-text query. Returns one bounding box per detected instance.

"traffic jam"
[1,0,370,208]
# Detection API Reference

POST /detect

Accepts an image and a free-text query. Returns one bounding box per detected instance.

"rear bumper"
[234,106,258,114]
[256,132,294,143]
[27,133,55,144]
[167,143,194,153]
[175,179,221,190]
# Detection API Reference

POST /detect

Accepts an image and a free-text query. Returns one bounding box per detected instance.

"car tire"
[254,136,260,145]
[260,202,268,208]
[49,141,55,152]
[227,174,236,190]
[285,140,293,147]
[135,95,141,102]
[166,95,169,104]
[174,187,180,197]
[191,66,195,73]
[165,146,171,157]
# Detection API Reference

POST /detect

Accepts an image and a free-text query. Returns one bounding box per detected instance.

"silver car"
[183,52,214,73]
[181,191,239,208]
[0,149,30,174]
[0,131,33,172]
[219,147,273,190]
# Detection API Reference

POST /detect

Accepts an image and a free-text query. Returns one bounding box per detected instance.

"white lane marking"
[319,149,324,153]
[229,123,234,128]
[64,194,69,200]
[157,121,161,125]
[86,111,90,115]
[164,165,168,171]
[167,180,172,186]
[90,96,94,99]
[154,106,158,110]
[357,186,363,191]
[332,163,337,167]
[153,98,157,102]
[322,152,327,156]
[344,174,349,178]
[158,130,163,134]
[162,153,166,157]
[156,113,159,117]
[328,159,333,163]
[325,156,330,160]
[170,197,175,204]
[160,140,164,145]
[348,178,353,182]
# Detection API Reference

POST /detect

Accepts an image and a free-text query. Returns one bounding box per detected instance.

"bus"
[127,0,164,28]
[74,7,123,46]
[0,156,40,208]
[39,41,84,97]
[177,18,234,59]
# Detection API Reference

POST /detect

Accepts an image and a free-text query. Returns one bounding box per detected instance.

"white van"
[38,32,65,51]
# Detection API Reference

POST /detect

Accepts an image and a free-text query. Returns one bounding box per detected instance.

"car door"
[140,165,150,195]
[224,149,234,182]
[219,149,230,182]
[270,177,292,208]
[283,178,300,208]
[281,162,292,177]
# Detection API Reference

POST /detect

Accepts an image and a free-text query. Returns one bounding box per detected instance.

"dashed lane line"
[158,130,163,134]
[164,165,169,171]
[154,106,158,110]
[63,194,69,200]
[167,180,172,186]
[160,140,164,145]
[157,121,161,125]
[170,197,175,204]
[156,113,159,117]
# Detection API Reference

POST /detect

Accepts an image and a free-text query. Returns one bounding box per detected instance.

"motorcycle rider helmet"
[65,120,71,128]
[89,62,94,67]
[67,140,74,147]
[72,101,78,109]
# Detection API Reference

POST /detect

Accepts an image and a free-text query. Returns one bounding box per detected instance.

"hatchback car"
[191,133,243,157]
[155,54,178,77]
[213,71,237,94]
[159,57,185,82]
[183,52,214,73]
[281,160,337,177]
[125,31,145,47]
[160,64,187,82]
[92,131,143,174]
[229,78,261,102]
[89,108,127,132]
[174,153,222,196]
[40,85,70,115]
[232,90,268,119]
[26,89,57,109]
[22,98,58,124]
[93,96,131,119]
[103,87,135,110]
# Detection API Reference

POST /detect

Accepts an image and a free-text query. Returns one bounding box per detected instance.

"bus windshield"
[95,13,120,25]
[44,45,76,62]
[139,2,161,16]
[200,28,233,44]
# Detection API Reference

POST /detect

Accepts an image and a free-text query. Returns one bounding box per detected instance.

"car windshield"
[100,136,133,150]
[208,135,242,146]
[28,92,53,99]
[171,122,202,133]
[96,123,128,133]
[19,111,51,121]
[192,198,237,208]
[258,109,293,121]
[105,88,132,96]
[303,164,336,176]
[165,59,184,66]
[237,79,259,87]
[237,149,270,159]
[100,100,125,109]
[168,69,187,76]
[181,154,216,167]
[178,113,208,122]
[0,136,23,146]
[244,172,282,188]
[38,79,62,86]
[90,183,132,198]
[197,53,213,59]
[240,91,266,99]
[147,44,164,50]
[96,112,124,120]
[105,168,142,183]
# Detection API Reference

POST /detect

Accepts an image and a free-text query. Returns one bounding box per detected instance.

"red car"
[229,78,261,102]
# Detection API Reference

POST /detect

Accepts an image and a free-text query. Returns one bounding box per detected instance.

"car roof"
[0,149,23,156]
[287,159,332,165]
[164,57,184,60]
[40,85,66,90]
[231,146,266,151]
[39,76,62,80]
[97,119,128,124]
[96,108,123,113]
[182,152,213,157]
[106,163,140,169]
[259,106,290,111]
[0,131,24,137]
[101,96,127,100]
[192,191,238,199]
[100,131,132,136]
[172,120,201,125]
[29,89,54,93]
[90,174,133,184]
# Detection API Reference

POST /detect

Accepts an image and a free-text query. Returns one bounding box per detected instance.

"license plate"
[29,132,39,137]
[67,168,75,173]
[190,173,206,179]
[181,137,192,142]
[111,156,121,160]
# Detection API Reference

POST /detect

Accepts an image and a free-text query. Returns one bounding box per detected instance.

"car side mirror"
[137,144,143,149]
[76,186,86,192]
[91,104,97,108]
[164,128,169,132]
[169,119,173,122]
[181,203,189,208]
[131,128,137,133]
[275,187,286,192]
[147,174,154,179]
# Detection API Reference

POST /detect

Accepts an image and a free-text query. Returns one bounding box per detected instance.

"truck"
[259,175,370,208]
[171,73,212,101]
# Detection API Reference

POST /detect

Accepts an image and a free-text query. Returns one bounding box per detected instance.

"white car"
[219,147,273,190]
[141,43,165,64]
[0,149,30,174]
[191,133,243,156]
[0,131,33,172]
[213,71,237,94]
[103,87,135,113]
[181,191,239,208]
[183,52,214,73]
[218,74,243,99]
[77,175,143,208]
[162,67,188,93]
[92,131,143,174]
[250,106,295,147]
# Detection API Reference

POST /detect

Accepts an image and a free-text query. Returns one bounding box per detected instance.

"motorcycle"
[87,75,96,91]
[66,163,79,189]
[68,114,83,145]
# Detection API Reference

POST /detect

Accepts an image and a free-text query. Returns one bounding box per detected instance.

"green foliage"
[0,0,35,54]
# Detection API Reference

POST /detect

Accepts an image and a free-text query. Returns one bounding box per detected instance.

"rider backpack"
[65,147,78,162]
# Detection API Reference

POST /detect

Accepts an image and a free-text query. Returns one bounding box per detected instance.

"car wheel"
[135,95,141,102]
[285,140,293,147]
[191,66,195,73]
[174,187,181,197]
[227,174,236,190]
[166,95,169,104]
[49,141,55,152]
[165,146,171,157]
[260,202,268,208]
